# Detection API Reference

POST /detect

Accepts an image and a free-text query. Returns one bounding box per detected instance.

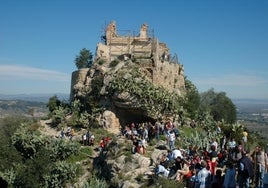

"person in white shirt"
[211,138,218,151]
[167,130,176,150]
[228,138,236,150]
[172,148,183,160]
[156,164,169,177]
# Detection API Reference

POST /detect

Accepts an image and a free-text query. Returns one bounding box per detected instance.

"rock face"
[70,21,186,129]
[95,137,154,188]
[92,138,170,187]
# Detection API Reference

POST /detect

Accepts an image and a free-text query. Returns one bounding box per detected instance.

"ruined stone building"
[70,21,185,101]
[95,21,185,95]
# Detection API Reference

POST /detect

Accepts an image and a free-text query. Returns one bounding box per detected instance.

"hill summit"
[70,21,186,127]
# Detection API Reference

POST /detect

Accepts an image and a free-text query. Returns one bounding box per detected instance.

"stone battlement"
[96,21,169,63]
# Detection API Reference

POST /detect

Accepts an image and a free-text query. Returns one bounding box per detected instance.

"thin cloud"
[0,65,69,81]
[194,73,268,87]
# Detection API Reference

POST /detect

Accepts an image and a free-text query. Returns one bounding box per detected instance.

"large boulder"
[99,110,121,135]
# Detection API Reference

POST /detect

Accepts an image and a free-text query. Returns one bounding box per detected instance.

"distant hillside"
[0,99,48,118]
[0,93,69,103]
[233,98,268,104]
[233,98,268,114]
[0,93,70,118]
[232,98,268,138]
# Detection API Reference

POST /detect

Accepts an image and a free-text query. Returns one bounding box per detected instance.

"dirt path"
[39,119,59,137]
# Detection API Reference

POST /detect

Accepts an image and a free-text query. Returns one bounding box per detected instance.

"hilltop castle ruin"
[70,21,185,101]
[95,21,185,95]
[96,21,170,62]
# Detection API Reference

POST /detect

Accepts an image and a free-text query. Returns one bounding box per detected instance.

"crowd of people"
[58,126,75,140]
[121,119,268,188]
[59,118,268,188]
[81,130,95,146]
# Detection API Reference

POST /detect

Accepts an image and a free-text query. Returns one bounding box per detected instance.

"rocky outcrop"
[92,137,170,187]
[70,22,186,129]
[99,110,121,135]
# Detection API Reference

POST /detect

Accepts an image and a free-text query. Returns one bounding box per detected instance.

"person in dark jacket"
[238,150,254,188]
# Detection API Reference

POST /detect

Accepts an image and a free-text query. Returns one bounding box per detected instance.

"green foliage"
[12,123,45,159]
[66,99,91,128]
[47,95,61,113]
[13,148,51,188]
[107,65,184,118]
[71,99,82,113]
[92,128,112,142]
[96,58,106,65]
[83,176,108,188]
[67,147,93,163]
[48,139,79,161]
[109,59,120,67]
[12,122,79,161]
[196,111,216,130]
[75,48,93,69]
[200,88,237,123]
[0,117,24,171]
[220,122,244,140]
[47,96,70,126]
[184,78,200,119]
[10,150,78,188]
[180,129,210,150]
[141,176,185,188]
[0,167,17,186]
[67,111,91,128]
[7,121,80,187]
[43,161,77,188]
[67,97,100,128]
[70,74,105,125]
[90,74,104,100]
[51,106,69,127]
[124,152,133,163]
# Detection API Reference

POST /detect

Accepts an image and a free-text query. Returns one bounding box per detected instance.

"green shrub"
[124,152,133,163]
[97,59,106,66]
[83,176,108,188]
[109,59,120,67]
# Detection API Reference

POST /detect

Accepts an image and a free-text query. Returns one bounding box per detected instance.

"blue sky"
[0,0,267,99]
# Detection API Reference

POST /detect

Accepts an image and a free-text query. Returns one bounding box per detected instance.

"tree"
[200,88,237,123]
[183,78,200,119]
[47,95,61,113]
[10,122,79,187]
[0,117,23,171]
[74,48,93,69]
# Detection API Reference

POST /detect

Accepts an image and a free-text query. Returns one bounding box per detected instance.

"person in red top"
[165,120,173,131]
[202,147,209,158]
[99,138,105,151]
[204,156,213,175]
[104,137,111,144]
[209,145,218,176]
